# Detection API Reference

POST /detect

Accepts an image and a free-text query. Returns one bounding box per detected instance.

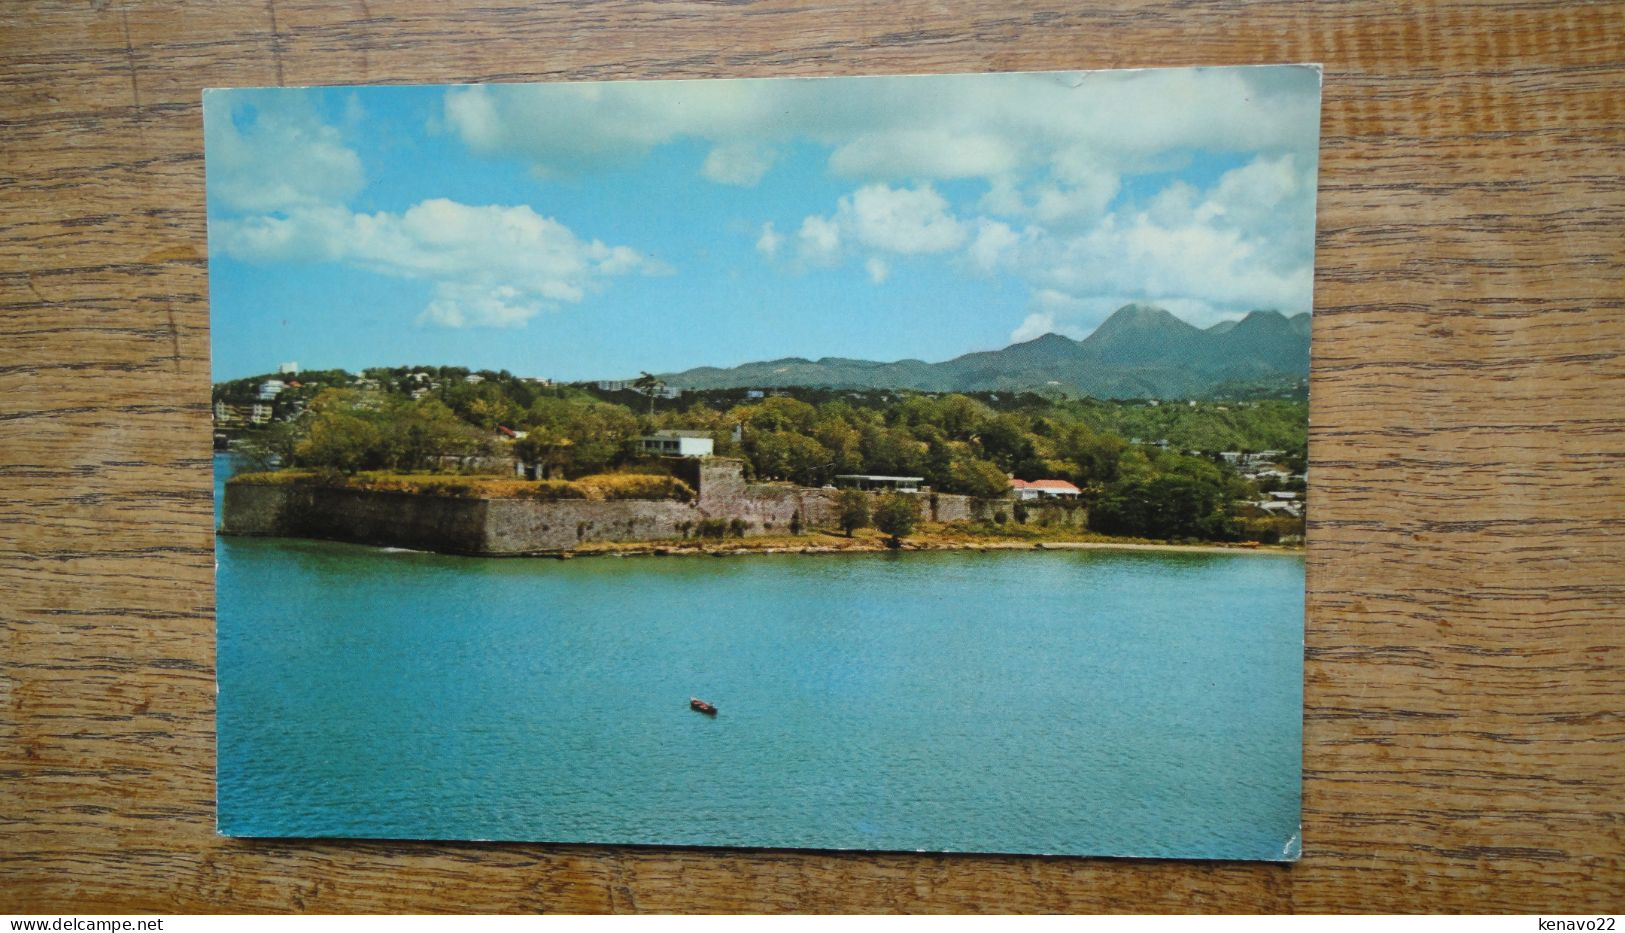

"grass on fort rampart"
[228,469,694,502]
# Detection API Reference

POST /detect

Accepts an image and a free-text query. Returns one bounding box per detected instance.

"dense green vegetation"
[872,492,919,547]
[218,366,1306,542]
[837,489,870,537]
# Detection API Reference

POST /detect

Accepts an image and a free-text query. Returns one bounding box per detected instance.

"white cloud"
[771,144,1312,325]
[981,148,1318,340]
[702,142,775,186]
[1010,289,1090,342]
[1008,290,1095,342]
[1008,290,1240,344]
[1153,297,1230,328]
[206,88,669,331]
[1009,313,1058,343]
[214,198,664,328]
[1146,180,1202,228]
[419,283,544,328]
[444,80,783,177]
[204,89,364,213]
[828,130,1020,180]
[865,257,890,285]
[1029,167,1120,228]
[755,222,782,258]
[966,219,1021,275]
[765,148,1314,332]
[443,66,1321,191]
[1033,212,1310,313]
[438,69,1320,336]
[447,69,1320,328]
[1204,153,1318,274]
[837,183,966,255]
[978,176,1028,218]
[796,215,841,265]
[781,183,966,280]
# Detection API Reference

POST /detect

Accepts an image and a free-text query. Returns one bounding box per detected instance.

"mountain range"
[656,304,1310,399]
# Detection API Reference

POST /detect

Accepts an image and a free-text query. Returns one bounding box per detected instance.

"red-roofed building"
[1010,478,1082,501]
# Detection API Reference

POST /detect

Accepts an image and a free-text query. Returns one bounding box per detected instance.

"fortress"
[220,458,990,556]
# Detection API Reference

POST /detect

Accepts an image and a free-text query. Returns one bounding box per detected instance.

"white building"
[599,379,679,398]
[257,379,286,400]
[1258,499,1303,518]
[213,400,254,425]
[1010,479,1082,500]
[834,475,923,493]
[638,430,714,458]
[278,361,299,375]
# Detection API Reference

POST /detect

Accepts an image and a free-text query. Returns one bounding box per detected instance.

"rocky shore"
[561,531,1302,560]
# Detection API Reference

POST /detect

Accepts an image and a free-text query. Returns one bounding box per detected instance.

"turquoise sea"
[215,454,1303,859]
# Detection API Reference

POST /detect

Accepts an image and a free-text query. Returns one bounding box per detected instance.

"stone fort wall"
[221,458,1014,555]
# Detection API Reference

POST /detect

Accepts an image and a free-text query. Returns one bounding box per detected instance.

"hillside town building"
[637,430,714,458]
[833,475,923,493]
[1010,479,1082,500]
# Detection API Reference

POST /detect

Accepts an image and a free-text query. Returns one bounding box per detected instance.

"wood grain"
[2,0,1622,914]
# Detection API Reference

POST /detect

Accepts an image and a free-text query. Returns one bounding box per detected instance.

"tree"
[237,419,301,472]
[513,429,574,479]
[1055,424,1125,485]
[860,424,928,477]
[525,396,639,476]
[939,394,990,439]
[745,396,818,433]
[837,489,870,537]
[633,371,665,416]
[747,430,832,486]
[976,414,1037,472]
[382,398,482,470]
[565,405,639,474]
[949,456,1012,499]
[812,417,863,474]
[1087,475,1234,541]
[445,381,520,431]
[872,492,918,548]
[295,410,383,474]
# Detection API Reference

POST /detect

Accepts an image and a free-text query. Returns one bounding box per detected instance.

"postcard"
[208,64,1318,859]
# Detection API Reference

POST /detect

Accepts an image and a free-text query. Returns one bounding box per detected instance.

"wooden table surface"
[3,0,1622,914]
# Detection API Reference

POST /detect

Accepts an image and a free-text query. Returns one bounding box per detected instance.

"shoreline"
[220,474,1304,561]
[218,527,1305,560]
[536,532,1303,560]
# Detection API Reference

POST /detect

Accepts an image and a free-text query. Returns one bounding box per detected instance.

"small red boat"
[689,697,718,716]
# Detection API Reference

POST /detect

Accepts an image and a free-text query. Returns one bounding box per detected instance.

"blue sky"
[205,66,1321,382]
